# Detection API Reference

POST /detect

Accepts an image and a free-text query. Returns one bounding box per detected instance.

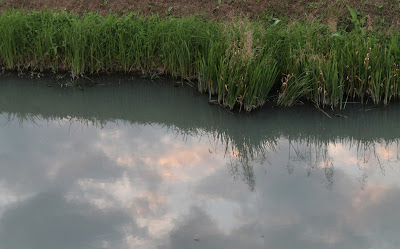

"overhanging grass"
[1,10,400,111]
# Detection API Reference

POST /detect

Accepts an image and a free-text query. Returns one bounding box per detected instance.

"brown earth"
[1,0,400,29]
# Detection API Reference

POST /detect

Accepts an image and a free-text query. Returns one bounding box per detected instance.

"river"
[0,75,399,249]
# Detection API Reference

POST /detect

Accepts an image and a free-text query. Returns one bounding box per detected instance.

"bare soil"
[1,0,400,29]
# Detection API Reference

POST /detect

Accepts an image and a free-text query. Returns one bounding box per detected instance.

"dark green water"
[0,75,400,249]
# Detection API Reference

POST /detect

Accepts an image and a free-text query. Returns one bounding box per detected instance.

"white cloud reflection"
[0,116,400,249]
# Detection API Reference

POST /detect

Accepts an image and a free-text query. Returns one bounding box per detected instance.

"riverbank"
[3,0,400,28]
[1,9,400,111]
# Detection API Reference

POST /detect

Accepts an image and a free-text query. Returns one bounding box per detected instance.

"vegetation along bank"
[1,7,400,111]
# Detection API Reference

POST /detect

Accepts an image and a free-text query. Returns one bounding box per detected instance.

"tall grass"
[277,19,400,109]
[1,10,400,111]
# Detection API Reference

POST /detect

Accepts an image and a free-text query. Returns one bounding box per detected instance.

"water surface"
[0,76,399,249]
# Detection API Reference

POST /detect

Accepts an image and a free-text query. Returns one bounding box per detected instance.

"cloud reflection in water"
[0,78,400,248]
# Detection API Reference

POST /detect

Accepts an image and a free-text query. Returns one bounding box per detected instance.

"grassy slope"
[2,0,400,30]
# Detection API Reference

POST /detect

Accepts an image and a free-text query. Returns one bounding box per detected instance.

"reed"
[1,10,400,111]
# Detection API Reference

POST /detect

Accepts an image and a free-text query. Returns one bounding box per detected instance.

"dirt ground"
[1,0,400,29]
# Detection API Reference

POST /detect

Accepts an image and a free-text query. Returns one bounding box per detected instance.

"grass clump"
[197,21,278,111]
[1,9,400,111]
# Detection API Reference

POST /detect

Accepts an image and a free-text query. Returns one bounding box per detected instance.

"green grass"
[1,9,400,111]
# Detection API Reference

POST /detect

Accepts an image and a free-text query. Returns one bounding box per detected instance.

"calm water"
[0,76,400,249]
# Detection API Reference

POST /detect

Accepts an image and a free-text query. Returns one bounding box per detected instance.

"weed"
[214,0,222,12]
[166,6,173,16]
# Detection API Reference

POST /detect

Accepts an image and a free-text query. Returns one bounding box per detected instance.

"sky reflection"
[0,78,399,249]
[0,116,399,249]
